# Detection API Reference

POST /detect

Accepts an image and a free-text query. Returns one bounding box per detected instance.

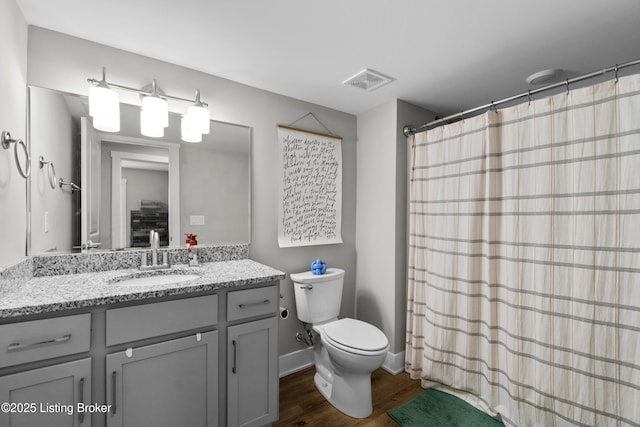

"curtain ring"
[565,78,570,95]
[614,64,619,83]
[527,90,532,106]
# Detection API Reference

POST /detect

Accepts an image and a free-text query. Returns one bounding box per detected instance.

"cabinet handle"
[78,377,85,424]
[232,340,237,374]
[238,299,270,308]
[111,371,117,415]
[7,334,71,351]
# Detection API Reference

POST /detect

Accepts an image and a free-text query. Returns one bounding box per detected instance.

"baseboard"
[279,348,406,377]
[279,347,314,378]
[381,350,405,375]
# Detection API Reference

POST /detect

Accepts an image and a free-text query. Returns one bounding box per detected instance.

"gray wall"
[179,144,249,244]
[25,26,357,357]
[356,99,435,354]
[0,0,28,268]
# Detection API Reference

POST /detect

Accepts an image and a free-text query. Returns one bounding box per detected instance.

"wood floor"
[274,367,423,426]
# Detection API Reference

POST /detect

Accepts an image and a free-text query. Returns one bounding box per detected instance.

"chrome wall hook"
[1,130,31,178]
[58,178,81,193]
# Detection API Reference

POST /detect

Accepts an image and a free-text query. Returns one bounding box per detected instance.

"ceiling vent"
[526,68,565,86]
[342,69,395,92]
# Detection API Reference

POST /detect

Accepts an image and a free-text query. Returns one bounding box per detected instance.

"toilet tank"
[291,268,345,323]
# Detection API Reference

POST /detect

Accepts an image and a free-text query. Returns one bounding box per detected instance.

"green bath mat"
[387,388,504,427]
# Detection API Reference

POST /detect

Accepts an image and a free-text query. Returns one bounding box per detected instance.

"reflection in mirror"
[28,86,251,255]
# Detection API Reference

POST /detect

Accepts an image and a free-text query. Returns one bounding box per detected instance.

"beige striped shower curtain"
[406,74,640,426]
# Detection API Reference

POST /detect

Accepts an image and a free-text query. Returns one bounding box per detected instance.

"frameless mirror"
[28,86,250,255]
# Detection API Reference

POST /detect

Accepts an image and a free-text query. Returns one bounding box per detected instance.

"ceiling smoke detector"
[342,69,395,92]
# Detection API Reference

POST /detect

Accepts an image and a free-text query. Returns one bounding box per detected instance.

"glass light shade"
[141,95,168,128]
[92,111,120,133]
[140,109,164,138]
[187,104,210,134]
[181,114,202,143]
[89,85,120,132]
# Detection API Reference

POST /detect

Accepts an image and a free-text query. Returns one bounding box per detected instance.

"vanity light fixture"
[88,68,120,132]
[181,114,202,143]
[140,79,169,138]
[87,67,210,143]
[187,90,210,135]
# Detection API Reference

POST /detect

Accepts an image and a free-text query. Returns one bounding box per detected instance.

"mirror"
[28,86,251,255]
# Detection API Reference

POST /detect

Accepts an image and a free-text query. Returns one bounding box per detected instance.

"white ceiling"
[16,0,640,117]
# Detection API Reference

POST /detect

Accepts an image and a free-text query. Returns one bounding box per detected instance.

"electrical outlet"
[44,211,50,233]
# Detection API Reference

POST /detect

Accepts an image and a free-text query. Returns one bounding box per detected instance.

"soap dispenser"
[185,233,199,266]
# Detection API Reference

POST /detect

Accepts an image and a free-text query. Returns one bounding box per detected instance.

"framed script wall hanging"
[277,124,343,247]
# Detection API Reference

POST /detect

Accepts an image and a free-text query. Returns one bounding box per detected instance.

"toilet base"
[313,369,373,419]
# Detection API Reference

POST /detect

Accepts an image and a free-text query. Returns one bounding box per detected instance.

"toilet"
[291,268,389,418]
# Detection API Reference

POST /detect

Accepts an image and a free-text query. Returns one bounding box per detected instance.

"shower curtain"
[406,74,640,426]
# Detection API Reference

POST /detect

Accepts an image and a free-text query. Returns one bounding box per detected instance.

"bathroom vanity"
[0,245,284,427]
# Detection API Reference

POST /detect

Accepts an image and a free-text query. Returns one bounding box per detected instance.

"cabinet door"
[227,317,278,427]
[0,357,91,427]
[106,331,218,427]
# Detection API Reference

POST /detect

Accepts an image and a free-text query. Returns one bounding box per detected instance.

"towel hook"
[39,156,57,189]
[1,131,31,179]
[58,178,81,193]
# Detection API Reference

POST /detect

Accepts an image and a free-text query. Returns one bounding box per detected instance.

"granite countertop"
[0,259,285,319]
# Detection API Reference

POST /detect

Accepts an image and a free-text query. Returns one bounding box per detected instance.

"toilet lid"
[322,318,388,352]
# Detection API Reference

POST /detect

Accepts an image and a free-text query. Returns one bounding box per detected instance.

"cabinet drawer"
[106,294,218,346]
[0,314,91,368]
[227,285,278,321]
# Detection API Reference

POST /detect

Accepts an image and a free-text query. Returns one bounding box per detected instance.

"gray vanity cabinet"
[0,313,92,427]
[106,332,218,427]
[104,295,219,427]
[0,357,91,427]
[226,286,279,427]
[0,280,280,427]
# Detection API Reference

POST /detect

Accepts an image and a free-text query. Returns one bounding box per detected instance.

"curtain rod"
[403,58,640,137]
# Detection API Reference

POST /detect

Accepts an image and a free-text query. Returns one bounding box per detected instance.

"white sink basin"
[113,273,200,287]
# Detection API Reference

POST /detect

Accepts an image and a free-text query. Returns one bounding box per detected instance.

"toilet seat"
[321,318,388,356]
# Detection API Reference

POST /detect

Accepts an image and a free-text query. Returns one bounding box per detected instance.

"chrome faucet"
[151,230,159,266]
[140,230,169,270]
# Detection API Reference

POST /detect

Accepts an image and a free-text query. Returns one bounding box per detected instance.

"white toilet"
[291,268,389,418]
